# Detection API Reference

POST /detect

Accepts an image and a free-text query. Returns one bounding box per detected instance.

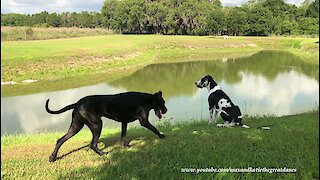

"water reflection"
[1,84,130,135]
[110,50,318,97]
[1,51,318,135]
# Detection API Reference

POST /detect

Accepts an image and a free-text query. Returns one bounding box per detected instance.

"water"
[1,50,319,135]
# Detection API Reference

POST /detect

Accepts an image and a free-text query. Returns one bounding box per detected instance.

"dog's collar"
[209,85,221,95]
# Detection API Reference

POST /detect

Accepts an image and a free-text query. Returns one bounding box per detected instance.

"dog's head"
[195,75,217,89]
[153,91,167,119]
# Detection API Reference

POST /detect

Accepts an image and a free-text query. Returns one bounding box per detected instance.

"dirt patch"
[301,44,319,54]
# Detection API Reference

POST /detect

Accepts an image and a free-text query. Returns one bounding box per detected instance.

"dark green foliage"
[1,0,319,36]
[306,0,319,18]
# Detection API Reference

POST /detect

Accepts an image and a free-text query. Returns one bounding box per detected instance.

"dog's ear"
[154,91,162,97]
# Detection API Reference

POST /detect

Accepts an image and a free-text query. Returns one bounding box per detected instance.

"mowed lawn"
[1,111,319,179]
[1,35,256,60]
[1,35,318,82]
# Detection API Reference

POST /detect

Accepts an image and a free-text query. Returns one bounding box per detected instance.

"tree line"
[1,0,319,36]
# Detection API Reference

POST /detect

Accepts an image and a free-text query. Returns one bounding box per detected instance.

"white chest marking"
[208,85,221,96]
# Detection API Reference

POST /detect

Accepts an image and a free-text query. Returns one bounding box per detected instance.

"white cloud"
[224,70,319,116]
[1,0,105,14]
[220,0,249,7]
[285,0,304,6]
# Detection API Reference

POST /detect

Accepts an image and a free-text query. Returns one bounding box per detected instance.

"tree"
[225,7,246,36]
[92,12,102,27]
[207,3,225,36]
[146,1,168,34]
[0,0,318,36]
[47,13,61,27]
[69,12,79,27]
[246,4,274,35]
[101,0,127,33]
[262,0,288,17]
[125,0,146,33]
[298,17,319,35]
[78,11,93,28]
[211,0,222,8]
[306,0,319,18]
[32,11,49,26]
[1,13,27,26]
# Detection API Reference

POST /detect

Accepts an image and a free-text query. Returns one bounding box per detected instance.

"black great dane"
[45,91,167,162]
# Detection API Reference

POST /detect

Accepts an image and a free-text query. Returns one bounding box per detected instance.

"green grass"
[1,35,318,83]
[1,111,319,179]
[246,36,319,64]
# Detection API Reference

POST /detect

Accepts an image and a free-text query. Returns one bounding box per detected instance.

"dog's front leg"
[213,110,218,125]
[121,122,130,147]
[209,109,214,125]
[139,119,165,138]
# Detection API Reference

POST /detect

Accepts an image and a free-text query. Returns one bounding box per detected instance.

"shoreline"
[1,36,318,83]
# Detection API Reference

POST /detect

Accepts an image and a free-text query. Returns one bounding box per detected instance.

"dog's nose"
[163,107,168,114]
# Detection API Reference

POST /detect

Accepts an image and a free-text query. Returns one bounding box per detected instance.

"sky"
[1,0,312,15]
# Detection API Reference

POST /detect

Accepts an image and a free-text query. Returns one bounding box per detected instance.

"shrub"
[1,32,8,39]
[25,27,33,36]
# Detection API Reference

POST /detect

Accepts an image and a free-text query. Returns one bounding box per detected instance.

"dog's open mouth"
[155,109,162,119]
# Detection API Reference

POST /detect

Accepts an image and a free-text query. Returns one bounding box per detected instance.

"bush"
[25,27,33,36]
[1,32,8,39]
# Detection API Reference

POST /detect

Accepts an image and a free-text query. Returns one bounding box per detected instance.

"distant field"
[1,35,319,83]
[1,111,319,179]
[1,26,114,41]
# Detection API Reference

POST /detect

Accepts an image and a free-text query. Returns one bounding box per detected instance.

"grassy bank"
[1,35,318,84]
[1,111,319,179]
[1,26,115,41]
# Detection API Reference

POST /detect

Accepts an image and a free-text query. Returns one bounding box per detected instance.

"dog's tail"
[238,123,250,128]
[45,99,76,114]
[238,115,250,128]
[241,124,250,128]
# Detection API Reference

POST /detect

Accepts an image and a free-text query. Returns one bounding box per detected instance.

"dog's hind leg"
[86,117,108,156]
[121,122,130,147]
[49,111,84,162]
[229,121,235,127]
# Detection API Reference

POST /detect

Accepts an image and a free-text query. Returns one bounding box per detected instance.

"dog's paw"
[122,144,131,148]
[99,151,109,156]
[216,124,224,127]
[242,125,250,129]
[49,155,56,162]
[159,134,165,138]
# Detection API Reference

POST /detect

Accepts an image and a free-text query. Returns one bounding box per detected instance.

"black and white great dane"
[195,75,249,128]
[45,91,167,162]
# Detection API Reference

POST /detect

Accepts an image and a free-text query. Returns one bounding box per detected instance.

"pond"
[1,50,319,136]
